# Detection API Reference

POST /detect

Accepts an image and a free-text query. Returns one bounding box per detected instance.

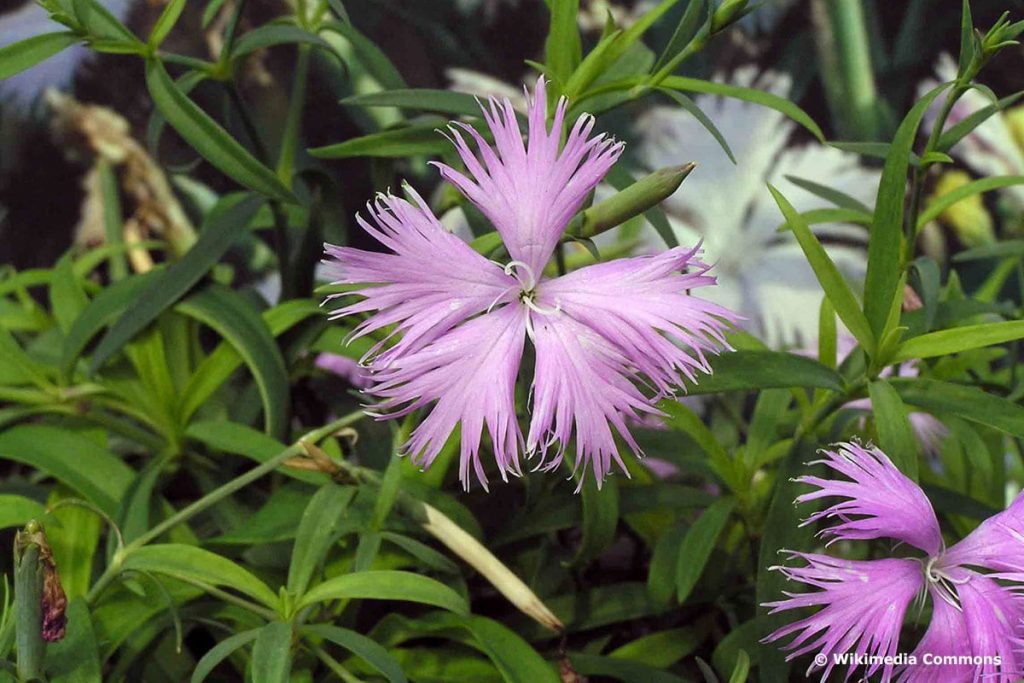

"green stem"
[904,83,968,266]
[14,543,44,682]
[86,411,365,604]
[276,44,312,186]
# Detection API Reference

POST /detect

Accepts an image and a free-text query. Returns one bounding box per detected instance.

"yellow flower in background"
[932,170,996,247]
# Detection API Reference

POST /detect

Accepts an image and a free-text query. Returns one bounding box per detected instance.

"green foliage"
[2,1,1024,681]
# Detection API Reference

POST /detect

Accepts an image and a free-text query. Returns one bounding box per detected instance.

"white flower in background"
[920,53,1024,212]
[634,68,878,348]
[0,0,133,110]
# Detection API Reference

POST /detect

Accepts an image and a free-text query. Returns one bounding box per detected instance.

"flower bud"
[575,163,695,239]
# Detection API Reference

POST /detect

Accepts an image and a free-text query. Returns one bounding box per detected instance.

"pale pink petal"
[368,304,528,490]
[323,189,517,365]
[536,245,737,394]
[763,554,922,683]
[957,572,1024,682]
[525,311,659,489]
[434,76,624,274]
[315,353,371,389]
[943,492,1024,573]
[898,588,973,683]
[795,442,943,555]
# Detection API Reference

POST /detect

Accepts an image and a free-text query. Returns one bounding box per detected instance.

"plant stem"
[14,543,44,682]
[814,0,881,141]
[277,44,311,187]
[86,411,365,604]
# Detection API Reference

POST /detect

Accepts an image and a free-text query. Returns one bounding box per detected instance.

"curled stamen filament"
[504,260,536,290]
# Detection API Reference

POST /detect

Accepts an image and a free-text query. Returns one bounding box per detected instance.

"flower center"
[503,261,560,317]
[919,554,970,612]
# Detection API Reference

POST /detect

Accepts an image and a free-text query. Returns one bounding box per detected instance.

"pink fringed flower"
[764,442,1024,682]
[323,77,736,489]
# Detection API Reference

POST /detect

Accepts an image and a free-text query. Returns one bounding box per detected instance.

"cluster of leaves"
[0,0,1023,681]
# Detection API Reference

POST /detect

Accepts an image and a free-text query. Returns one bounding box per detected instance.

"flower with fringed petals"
[763,441,1024,682]
[323,77,738,490]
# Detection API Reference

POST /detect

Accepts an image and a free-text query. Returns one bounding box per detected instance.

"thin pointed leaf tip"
[765,441,1024,682]
[323,77,738,490]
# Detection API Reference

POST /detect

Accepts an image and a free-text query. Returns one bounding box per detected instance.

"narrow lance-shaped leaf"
[676,498,735,604]
[895,320,1024,362]
[144,59,295,202]
[174,284,292,439]
[88,193,264,374]
[768,183,875,355]
[869,378,919,479]
[863,82,950,337]
[0,33,79,80]
[251,622,293,683]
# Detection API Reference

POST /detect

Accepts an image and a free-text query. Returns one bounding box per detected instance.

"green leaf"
[895,320,1024,362]
[49,253,88,335]
[251,621,292,683]
[647,523,686,606]
[676,498,735,604]
[287,484,356,596]
[231,24,334,60]
[657,88,735,163]
[684,350,844,394]
[185,421,326,485]
[440,615,560,683]
[308,121,449,159]
[61,272,156,376]
[864,82,950,338]
[46,492,102,600]
[0,33,79,80]
[658,401,738,491]
[46,600,101,683]
[653,0,707,72]
[755,439,817,680]
[0,496,45,531]
[727,650,750,683]
[343,89,483,117]
[122,544,278,607]
[869,379,919,478]
[89,193,264,374]
[322,20,406,90]
[191,630,260,683]
[180,298,321,424]
[148,0,185,48]
[892,378,1024,437]
[573,467,619,566]
[662,76,824,142]
[954,239,1024,262]
[298,570,469,614]
[569,652,685,683]
[301,625,407,683]
[938,91,1024,151]
[917,175,1024,230]
[544,0,582,86]
[144,59,295,202]
[768,183,875,355]
[783,175,872,214]
[609,627,702,668]
[0,426,132,516]
[175,285,291,439]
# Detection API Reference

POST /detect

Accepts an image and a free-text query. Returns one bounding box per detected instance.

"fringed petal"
[368,304,528,491]
[525,311,659,489]
[958,572,1024,682]
[536,245,737,394]
[942,492,1024,574]
[898,589,974,683]
[763,554,922,683]
[323,188,517,365]
[434,76,624,274]
[794,442,943,555]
